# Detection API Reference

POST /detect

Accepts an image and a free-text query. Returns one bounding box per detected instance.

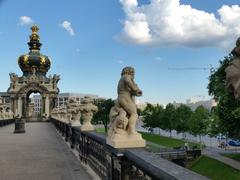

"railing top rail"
[124,148,209,180]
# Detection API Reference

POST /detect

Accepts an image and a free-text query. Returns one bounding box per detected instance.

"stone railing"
[0,119,15,127]
[51,118,209,180]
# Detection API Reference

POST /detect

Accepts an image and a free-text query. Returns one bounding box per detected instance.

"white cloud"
[119,0,240,48]
[118,60,124,65]
[19,16,33,25]
[60,21,75,36]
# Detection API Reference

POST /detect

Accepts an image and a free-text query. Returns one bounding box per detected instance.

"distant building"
[0,92,10,104]
[186,96,206,104]
[170,97,217,111]
[56,93,99,107]
[185,98,217,111]
[136,102,147,111]
[31,96,42,115]
[31,92,102,115]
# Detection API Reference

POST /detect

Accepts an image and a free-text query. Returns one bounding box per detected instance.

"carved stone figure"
[58,105,68,122]
[0,107,3,120]
[53,74,60,89]
[66,98,81,126]
[9,73,18,89]
[107,67,145,148]
[80,96,98,131]
[0,106,13,120]
[51,107,58,119]
[225,37,240,99]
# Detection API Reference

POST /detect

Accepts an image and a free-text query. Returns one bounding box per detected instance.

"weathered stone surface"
[51,105,68,123]
[107,67,145,148]
[0,123,91,180]
[66,98,81,126]
[0,105,14,120]
[80,96,98,131]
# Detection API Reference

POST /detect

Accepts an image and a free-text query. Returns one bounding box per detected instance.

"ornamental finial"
[31,25,39,34]
[28,24,41,50]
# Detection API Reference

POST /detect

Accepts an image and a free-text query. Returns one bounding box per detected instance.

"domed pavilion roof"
[18,25,51,76]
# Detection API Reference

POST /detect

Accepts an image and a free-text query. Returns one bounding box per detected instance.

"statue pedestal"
[107,133,145,148]
[14,118,26,134]
[70,121,81,127]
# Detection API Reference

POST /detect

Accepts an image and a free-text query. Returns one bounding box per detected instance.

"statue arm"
[124,76,142,96]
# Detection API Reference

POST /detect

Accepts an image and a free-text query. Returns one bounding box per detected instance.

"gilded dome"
[18,25,51,76]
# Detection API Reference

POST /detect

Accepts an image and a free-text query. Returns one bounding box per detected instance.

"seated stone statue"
[108,106,128,135]
[107,67,145,148]
[226,37,240,99]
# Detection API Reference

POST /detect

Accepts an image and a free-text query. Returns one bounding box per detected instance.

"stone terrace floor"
[0,122,92,180]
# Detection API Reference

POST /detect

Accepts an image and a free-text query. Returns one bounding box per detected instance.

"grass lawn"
[190,155,240,180]
[95,127,106,134]
[140,132,199,148]
[95,128,199,148]
[222,153,240,162]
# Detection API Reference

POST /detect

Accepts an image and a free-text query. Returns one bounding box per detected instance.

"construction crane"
[168,64,216,74]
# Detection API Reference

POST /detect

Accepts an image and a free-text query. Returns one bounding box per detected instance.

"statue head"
[121,66,135,77]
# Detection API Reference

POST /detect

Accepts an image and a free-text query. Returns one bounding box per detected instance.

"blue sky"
[0,0,239,104]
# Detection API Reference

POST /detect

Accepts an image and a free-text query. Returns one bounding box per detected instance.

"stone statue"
[9,73,18,89]
[2,107,7,119]
[0,107,3,120]
[79,96,98,131]
[53,74,60,89]
[51,107,58,118]
[107,67,145,148]
[58,105,68,122]
[66,98,81,126]
[225,37,240,99]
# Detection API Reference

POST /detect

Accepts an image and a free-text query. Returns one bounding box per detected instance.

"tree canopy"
[92,98,115,133]
[208,55,240,138]
[142,103,164,129]
[175,104,192,134]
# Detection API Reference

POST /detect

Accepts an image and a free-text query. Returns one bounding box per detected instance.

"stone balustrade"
[51,96,97,129]
[0,106,14,120]
[0,119,15,127]
[51,118,209,180]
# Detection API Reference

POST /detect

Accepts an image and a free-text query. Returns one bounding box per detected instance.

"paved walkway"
[0,123,92,180]
[203,147,240,171]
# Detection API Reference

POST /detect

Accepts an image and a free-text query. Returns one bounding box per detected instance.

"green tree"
[208,55,240,138]
[175,104,192,137]
[208,107,222,137]
[142,103,164,132]
[93,99,115,133]
[189,106,210,142]
[161,103,176,137]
